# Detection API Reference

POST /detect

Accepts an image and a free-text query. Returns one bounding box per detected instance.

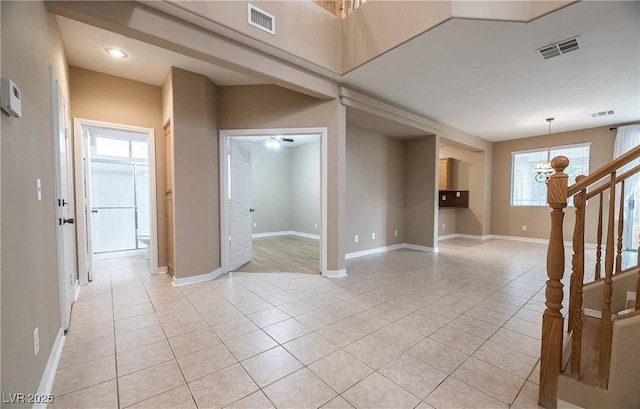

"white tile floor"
[52,238,562,409]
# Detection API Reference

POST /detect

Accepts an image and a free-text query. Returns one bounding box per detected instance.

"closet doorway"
[74,119,159,285]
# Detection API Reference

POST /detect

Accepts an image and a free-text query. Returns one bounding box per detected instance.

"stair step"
[562,314,600,388]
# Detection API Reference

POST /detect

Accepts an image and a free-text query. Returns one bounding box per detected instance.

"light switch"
[36,179,42,201]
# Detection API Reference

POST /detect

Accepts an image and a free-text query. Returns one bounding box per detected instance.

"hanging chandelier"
[533,118,555,183]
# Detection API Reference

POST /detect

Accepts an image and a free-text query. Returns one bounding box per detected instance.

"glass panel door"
[91,161,137,253]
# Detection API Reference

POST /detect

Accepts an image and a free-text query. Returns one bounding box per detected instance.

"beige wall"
[404,136,438,248]
[291,141,321,235]
[439,145,486,236]
[1,1,69,398]
[342,0,451,73]
[491,126,616,242]
[69,67,167,267]
[438,209,457,236]
[166,0,342,74]
[170,68,220,279]
[248,140,292,234]
[346,127,404,253]
[247,139,321,236]
[219,84,346,272]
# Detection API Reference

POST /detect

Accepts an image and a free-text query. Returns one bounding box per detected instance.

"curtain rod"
[611,122,640,130]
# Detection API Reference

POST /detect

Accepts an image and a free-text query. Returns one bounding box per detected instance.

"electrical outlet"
[394,230,398,237]
[33,327,39,356]
[314,223,318,229]
[442,224,446,230]
[354,235,359,243]
[253,222,257,228]
[371,233,375,240]
[522,225,527,231]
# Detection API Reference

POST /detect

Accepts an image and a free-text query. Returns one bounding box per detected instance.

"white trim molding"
[403,243,437,252]
[345,244,404,260]
[93,249,147,260]
[252,231,320,240]
[155,266,169,275]
[438,233,492,241]
[323,269,347,278]
[73,281,81,303]
[73,118,159,285]
[345,243,435,260]
[220,128,328,276]
[438,233,598,248]
[34,328,65,409]
[172,268,222,287]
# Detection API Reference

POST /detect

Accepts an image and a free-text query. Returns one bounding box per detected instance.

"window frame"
[510,142,592,207]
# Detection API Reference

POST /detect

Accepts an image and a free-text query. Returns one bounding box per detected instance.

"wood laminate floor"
[235,234,320,274]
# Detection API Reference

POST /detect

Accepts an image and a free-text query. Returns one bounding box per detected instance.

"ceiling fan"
[265,135,294,148]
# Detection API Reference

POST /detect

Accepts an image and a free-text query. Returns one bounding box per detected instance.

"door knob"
[63,218,75,224]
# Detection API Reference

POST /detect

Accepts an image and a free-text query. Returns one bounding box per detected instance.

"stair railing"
[539,145,640,408]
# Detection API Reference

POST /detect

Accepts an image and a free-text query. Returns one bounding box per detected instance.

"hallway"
[52,239,551,409]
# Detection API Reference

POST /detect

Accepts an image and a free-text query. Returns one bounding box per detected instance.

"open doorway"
[220,129,328,275]
[74,119,159,285]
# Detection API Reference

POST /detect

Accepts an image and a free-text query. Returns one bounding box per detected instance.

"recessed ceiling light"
[104,48,128,59]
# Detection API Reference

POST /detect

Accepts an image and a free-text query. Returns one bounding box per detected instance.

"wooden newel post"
[539,156,569,409]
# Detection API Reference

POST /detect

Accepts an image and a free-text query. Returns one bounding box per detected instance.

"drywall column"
[404,135,438,249]
[170,68,220,279]
[326,100,347,276]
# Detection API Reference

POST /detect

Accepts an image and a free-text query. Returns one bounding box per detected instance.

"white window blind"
[511,143,590,206]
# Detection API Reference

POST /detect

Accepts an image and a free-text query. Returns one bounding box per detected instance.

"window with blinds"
[511,143,591,206]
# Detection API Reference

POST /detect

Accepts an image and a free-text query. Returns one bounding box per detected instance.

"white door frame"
[50,67,76,331]
[73,118,160,285]
[219,128,328,276]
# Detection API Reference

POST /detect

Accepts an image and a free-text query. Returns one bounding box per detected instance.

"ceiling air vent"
[537,36,582,60]
[590,110,615,118]
[248,4,275,35]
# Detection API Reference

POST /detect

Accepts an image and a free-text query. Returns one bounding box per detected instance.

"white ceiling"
[56,16,265,87]
[234,134,320,148]
[343,1,640,142]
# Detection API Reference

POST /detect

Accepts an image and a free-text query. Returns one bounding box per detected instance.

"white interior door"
[51,68,76,330]
[229,140,253,270]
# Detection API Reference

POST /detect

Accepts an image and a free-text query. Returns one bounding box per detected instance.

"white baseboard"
[34,328,65,409]
[154,266,168,275]
[172,268,222,287]
[345,244,404,260]
[488,234,549,244]
[323,269,347,278]
[438,233,492,241]
[439,233,598,248]
[345,243,435,260]
[93,249,147,260]
[252,231,320,240]
[403,243,437,252]
[290,231,320,240]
